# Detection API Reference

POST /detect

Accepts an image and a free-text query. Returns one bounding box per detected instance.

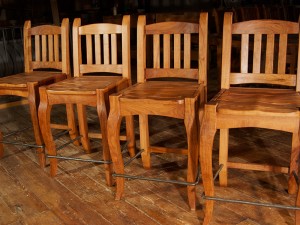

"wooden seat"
[38,15,135,186]
[107,13,208,210]
[200,12,300,224]
[0,18,77,168]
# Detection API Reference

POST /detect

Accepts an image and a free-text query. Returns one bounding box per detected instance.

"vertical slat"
[240,34,249,73]
[111,33,117,64]
[54,34,59,62]
[103,33,109,64]
[277,34,287,74]
[48,34,54,61]
[184,33,191,68]
[86,34,93,64]
[95,34,101,64]
[174,33,181,68]
[153,34,160,68]
[41,34,47,61]
[35,35,40,61]
[252,33,262,73]
[163,34,170,68]
[265,34,274,73]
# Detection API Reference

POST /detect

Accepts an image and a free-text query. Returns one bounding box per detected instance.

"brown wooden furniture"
[107,12,208,210]
[0,18,77,168]
[200,12,300,224]
[38,15,135,186]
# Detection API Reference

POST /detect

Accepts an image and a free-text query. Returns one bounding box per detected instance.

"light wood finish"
[0,18,76,168]
[107,13,208,210]
[38,16,135,186]
[200,12,300,224]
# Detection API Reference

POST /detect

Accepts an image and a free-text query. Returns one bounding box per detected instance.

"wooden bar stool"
[38,15,135,186]
[107,12,208,210]
[200,12,300,224]
[0,18,77,168]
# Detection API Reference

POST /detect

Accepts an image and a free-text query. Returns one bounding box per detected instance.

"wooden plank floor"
[0,67,298,224]
[0,102,297,224]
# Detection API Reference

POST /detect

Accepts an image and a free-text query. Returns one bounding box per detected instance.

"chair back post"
[61,18,70,77]
[121,15,131,84]
[137,15,146,83]
[23,20,31,73]
[221,12,233,89]
[72,18,82,78]
[199,12,208,86]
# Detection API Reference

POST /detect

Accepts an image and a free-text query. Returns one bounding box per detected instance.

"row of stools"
[0,11,300,224]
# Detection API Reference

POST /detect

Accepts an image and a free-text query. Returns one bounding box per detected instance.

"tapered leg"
[38,87,57,176]
[295,183,300,225]
[288,131,300,194]
[219,128,229,186]
[96,90,113,186]
[77,104,91,152]
[66,103,80,146]
[28,83,45,168]
[140,114,151,169]
[185,98,198,210]
[125,115,136,157]
[200,104,217,225]
[107,95,125,199]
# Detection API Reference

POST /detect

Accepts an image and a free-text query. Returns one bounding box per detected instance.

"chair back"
[221,12,300,91]
[72,16,131,82]
[24,18,70,75]
[136,13,208,85]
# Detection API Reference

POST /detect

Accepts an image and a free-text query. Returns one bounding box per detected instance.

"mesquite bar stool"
[38,15,135,186]
[0,18,77,168]
[107,12,208,210]
[200,12,300,224]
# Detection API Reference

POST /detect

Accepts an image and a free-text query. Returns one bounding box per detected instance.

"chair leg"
[0,130,3,158]
[66,104,80,146]
[125,115,136,158]
[107,95,125,199]
[38,87,57,176]
[219,128,229,187]
[200,104,217,225]
[139,114,151,169]
[295,183,300,224]
[185,98,198,210]
[96,90,113,186]
[288,131,300,194]
[77,104,91,152]
[28,83,45,168]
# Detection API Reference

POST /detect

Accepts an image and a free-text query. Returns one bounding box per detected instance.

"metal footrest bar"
[46,155,112,164]
[202,164,300,211]
[113,167,201,186]
[56,136,82,151]
[52,129,71,140]
[123,149,143,167]
[203,196,300,210]
[0,140,44,148]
